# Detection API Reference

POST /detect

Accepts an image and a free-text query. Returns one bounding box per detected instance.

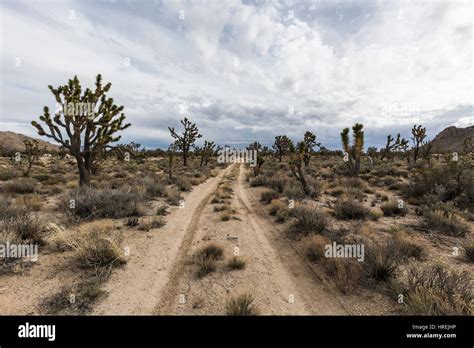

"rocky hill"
[0,131,59,155]
[430,125,474,154]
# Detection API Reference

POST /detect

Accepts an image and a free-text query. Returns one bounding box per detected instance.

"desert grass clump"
[464,243,474,262]
[69,227,126,270]
[138,217,165,231]
[260,189,280,204]
[3,177,37,194]
[0,208,45,244]
[304,234,330,262]
[194,243,224,278]
[392,263,473,315]
[225,293,259,315]
[422,207,469,237]
[363,238,402,282]
[333,199,369,220]
[165,187,182,206]
[283,181,306,200]
[174,176,192,192]
[269,199,285,216]
[63,186,144,220]
[227,256,246,270]
[290,205,329,236]
[137,177,166,197]
[380,201,408,217]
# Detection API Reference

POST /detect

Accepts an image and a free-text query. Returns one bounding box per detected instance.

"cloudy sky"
[0,0,472,149]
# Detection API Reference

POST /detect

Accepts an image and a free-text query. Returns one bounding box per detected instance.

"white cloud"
[0,0,472,149]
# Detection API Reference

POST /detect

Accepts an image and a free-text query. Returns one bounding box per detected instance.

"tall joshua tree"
[198,140,216,167]
[22,139,43,177]
[32,74,130,186]
[168,117,202,166]
[299,131,320,166]
[287,140,313,196]
[341,123,364,176]
[380,133,408,160]
[272,135,291,162]
[411,124,427,163]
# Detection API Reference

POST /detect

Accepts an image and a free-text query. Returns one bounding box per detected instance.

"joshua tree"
[198,140,216,167]
[32,74,130,186]
[380,133,408,160]
[341,123,364,176]
[22,139,43,177]
[420,140,433,168]
[247,141,262,152]
[168,117,202,166]
[272,135,291,162]
[287,140,313,196]
[299,131,320,166]
[167,144,176,182]
[253,157,265,176]
[411,124,427,163]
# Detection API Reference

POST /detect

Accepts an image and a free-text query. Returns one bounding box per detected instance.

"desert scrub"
[62,186,145,220]
[225,293,259,315]
[174,176,192,191]
[260,189,280,204]
[3,177,37,194]
[304,234,331,262]
[165,187,182,206]
[194,243,224,278]
[391,263,473,315]
[464,243,474,262]
[227,256,246,270]
[290,205,329,235]
[333,199,370,220]
[269,199,285,216]
[422,206,469,237]
[136,176,166,197]
[69,227,126,270]
[137,217,165,231]
[380,201,408,217]
[0,203,45,244]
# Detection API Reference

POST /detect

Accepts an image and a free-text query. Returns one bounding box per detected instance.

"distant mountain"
[430,126,474,154]
[0,131,59,155]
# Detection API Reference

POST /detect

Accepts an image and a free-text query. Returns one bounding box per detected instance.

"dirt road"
[94,163,350,315]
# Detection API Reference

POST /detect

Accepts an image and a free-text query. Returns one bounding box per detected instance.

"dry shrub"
[260,189,280,204]
[194,243,224,278]
[380,201,408,217]
[290,205,329,236]
[334,200,370,220]
[422,207,469,237]
[165,187,182,206]
[392,263,473,315]
[3,178,37,194]
[225,293,259,315]
[69,226,126,270]
[227,256,246,270]
[304,234,330,262]
[62,186,145,220]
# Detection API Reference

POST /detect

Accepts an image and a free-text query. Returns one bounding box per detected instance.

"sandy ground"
[153,163,351,315]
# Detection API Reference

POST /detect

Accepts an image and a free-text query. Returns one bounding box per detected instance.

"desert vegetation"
[0,74,472,316]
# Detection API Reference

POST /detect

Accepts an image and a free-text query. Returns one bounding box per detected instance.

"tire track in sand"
[94,164,235,315]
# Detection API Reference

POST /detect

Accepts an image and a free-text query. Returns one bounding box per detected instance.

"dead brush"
[227,256,246,270]
[69,227,126,270]
[290,205,329,235]
[225,293,259,315]
[138,217,165,231]
[391,263,473,315]
[193,243,224,278]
